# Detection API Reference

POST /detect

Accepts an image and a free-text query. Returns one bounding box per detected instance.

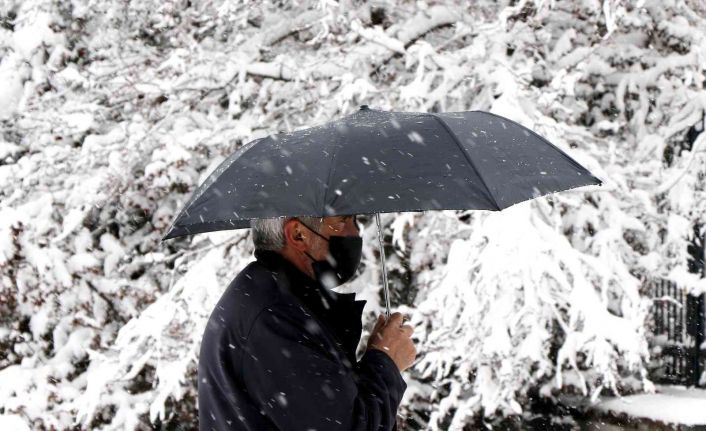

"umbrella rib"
[479,110,600,180]
[321,143,343,215]
[162,138,262,241]
[426,113,502,211]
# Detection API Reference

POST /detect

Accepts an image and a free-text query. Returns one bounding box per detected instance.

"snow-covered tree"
[1,0,705,429]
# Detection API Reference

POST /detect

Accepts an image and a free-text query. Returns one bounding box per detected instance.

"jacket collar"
[253,249,367,362]
[253,248,346,302]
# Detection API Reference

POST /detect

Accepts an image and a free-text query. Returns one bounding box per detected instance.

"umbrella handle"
[375,213,392,320]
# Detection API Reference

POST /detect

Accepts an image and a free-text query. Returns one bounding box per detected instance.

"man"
[198,214,416,430]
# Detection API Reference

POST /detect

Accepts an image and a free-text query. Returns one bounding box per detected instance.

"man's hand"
[366,312,417,372]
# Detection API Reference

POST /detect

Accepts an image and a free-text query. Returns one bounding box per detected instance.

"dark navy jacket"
[198,249,407,430]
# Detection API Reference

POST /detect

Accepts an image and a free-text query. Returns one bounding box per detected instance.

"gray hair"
[250,216,324,251]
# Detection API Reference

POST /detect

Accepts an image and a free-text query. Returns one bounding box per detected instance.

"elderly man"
[198,214,416,431]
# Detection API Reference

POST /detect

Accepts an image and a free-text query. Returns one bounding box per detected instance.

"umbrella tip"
[359,104,369,111]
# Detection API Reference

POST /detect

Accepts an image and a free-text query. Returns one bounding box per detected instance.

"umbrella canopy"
[162,105,602,318]
[162,105,601,240]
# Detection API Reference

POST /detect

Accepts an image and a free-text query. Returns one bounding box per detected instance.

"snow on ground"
[594,385,706,426]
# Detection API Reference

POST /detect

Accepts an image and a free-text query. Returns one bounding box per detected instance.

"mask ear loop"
[297,218,329,242]
[353,214,362,234]
[296,219,328,266]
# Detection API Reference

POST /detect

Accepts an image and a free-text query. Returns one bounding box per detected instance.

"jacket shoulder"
[200,258,325,366]
[201,260,284,346]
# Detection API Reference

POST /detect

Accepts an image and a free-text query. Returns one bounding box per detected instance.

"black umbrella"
[162,105,602,317]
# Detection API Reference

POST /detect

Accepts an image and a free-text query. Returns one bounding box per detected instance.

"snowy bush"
[1,0,705,429]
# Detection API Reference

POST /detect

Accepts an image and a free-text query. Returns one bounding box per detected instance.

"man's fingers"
[400,324,414,337]
[387,312,404,325]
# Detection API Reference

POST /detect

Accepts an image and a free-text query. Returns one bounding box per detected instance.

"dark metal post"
[690,230,706,387]
[657,279,662,335]
[696,228,706,386]
[690,293,704,387]
[671,281,676,378]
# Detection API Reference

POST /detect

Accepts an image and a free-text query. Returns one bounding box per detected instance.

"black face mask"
[297,220,363,289]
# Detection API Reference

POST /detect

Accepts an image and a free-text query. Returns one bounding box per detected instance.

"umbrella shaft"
[375,213,392,320]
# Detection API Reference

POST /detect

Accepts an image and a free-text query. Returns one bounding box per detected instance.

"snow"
[594,385,706,426]
[0,141,21,161]
[54,64,89,89]
[0,415,31,431]
[0,58,24,119]
[64,112,95,133]
[12,11,60,59]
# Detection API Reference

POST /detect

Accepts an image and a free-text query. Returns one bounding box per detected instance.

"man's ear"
[283,219,309,252]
